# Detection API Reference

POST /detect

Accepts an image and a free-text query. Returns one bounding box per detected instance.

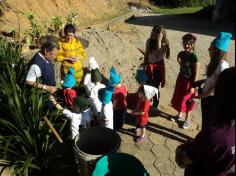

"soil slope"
[0,0,148,31]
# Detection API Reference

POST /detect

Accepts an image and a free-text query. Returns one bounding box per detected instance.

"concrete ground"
[116,11,235,176]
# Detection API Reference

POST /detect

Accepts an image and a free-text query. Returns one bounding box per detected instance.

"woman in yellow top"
[57,24,86,84]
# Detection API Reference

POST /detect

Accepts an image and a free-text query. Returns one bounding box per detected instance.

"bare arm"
[25,80,57,94]
[177,55,181,66]
[190,62,200,94]
[193,62,200,83]
[195,87,213,99]
[132,111,145,116]
[156,33,163,51]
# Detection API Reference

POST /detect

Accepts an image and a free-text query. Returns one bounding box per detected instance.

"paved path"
[1,11,235,176]
[115,11,235,176]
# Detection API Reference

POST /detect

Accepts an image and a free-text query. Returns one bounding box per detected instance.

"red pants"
[146,60,165,88]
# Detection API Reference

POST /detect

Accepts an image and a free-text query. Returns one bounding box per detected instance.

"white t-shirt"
[63,108,92,139]
[83,73,95,92]
[203,60,229,96]
[26,53,49,82]
[90,83,106,114]
[144,85,159,100]
[100,102,113,130]
[147,38,167,63]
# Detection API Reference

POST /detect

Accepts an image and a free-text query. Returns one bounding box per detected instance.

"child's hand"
[132,112,136,116]
[190,88,195,94]
[62,109,70,115]
[126,109,132,114]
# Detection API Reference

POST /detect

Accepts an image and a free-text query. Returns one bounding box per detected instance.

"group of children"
[55,24,232,143]
[56,54,159,143]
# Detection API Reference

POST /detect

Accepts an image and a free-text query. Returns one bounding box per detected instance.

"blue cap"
[214,32,232,52]
[98,86,114,104]
[63,66,76,88]
[109,67,121,86]
[135,69,148,84]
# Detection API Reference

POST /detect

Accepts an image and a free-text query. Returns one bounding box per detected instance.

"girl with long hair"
[193,32,232,130]
[144,25,170,110]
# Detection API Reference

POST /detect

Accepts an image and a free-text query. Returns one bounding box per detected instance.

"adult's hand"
[44,85,57,94]
[26,80,57,94]
[64,57,77,63]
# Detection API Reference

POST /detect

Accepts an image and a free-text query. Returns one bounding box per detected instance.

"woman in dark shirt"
[175,67,235,176]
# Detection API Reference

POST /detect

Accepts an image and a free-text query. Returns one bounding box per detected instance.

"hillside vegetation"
[0,0,149,32]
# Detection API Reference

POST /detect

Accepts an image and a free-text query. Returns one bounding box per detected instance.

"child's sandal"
[135,136,145,143]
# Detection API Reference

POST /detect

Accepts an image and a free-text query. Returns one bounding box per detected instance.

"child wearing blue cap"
[98,86,114,129]
[62,66,77,108]
[193,32,231,130]
[109,67,128,130]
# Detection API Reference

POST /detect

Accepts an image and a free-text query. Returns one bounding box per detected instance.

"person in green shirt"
[171,33,200,129]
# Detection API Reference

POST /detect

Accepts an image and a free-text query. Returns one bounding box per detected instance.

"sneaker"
[170,115,182,121]
[182,120,190,129]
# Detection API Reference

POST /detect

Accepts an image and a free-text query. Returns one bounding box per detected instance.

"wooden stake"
[43,116,63,143]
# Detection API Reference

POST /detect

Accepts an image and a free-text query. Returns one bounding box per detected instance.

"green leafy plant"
[0,38,68,176]
[66,11,79,26]
[51,16,64,32]
[24,12,47,45]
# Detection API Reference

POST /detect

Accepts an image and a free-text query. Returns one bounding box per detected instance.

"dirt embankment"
[0,0,149,32]
[78,28,143,92]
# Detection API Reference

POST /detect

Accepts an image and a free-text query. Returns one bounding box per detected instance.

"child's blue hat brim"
[214,32,232,52]
[98,86,114,104]
[63,67,76,88]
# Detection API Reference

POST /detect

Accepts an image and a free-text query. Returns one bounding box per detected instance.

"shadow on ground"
[120,112,192,143]
[125,14,235,39]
